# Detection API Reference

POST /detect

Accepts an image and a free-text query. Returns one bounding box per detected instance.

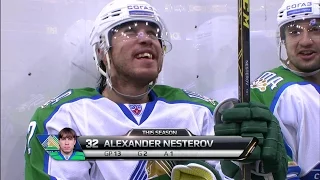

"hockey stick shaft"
[238,0,251,179]
[238,0,250,103]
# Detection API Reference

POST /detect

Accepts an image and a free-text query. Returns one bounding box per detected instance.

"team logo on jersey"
[251,72,283,92]
[251,79,268,92]
[129,104,143,116]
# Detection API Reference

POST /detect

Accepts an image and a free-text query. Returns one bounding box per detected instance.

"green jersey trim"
[152,85,218,114]
[49,151,85,161]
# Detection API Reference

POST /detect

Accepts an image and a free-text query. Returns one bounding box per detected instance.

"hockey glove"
[171,161,221,180]
[214,100,288,180]
[149,160,221,180]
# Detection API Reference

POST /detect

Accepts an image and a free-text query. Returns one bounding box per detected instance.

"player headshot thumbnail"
[50,127,85,161]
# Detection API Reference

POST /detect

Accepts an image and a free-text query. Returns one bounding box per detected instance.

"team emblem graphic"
[41,135,60,151]
[251,71,284,92]
[251,79,268,92]
[129,104,143,116]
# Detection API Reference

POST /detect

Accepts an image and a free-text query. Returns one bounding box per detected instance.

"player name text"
[104,139,214,148]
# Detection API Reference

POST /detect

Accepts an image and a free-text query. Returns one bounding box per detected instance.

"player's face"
[106,21,164,85]
[59,136,76,154]
[284,18,320,72]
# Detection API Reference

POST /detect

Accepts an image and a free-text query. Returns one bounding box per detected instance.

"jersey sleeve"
[24,108,58,180]
[251,87,303,179]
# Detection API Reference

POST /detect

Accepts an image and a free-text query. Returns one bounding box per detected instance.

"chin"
[300,67,320,73]
[135,74,158,83]
[295,63,320,73]
[137,69,158,77]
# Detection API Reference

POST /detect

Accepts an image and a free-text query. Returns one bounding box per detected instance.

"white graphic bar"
[83,149,243,159]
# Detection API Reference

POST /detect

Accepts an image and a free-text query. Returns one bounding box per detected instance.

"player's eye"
[289,30,300,35]
[309,26,320,32]
[123,27,136,34]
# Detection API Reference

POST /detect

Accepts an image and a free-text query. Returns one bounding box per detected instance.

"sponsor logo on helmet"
[128,5,154,11]
[286,2,312,10]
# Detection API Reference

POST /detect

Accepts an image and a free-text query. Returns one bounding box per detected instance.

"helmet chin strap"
[280,61,320,77]
[279,44,320,77]
[111,81,156,100]
[104,52,160,101]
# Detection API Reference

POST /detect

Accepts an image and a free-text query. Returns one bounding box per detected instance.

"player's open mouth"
[133,49,156,60]
[299,50,316,55]
[136,52,153,59]
[298,50,316,60]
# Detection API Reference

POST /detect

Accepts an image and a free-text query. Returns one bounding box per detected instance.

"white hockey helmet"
[277,0,320,30]
[89,0,172,80]
[276,0,320,76]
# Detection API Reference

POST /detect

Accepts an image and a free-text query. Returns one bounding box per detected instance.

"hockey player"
[250,0,320,179]
[49,127,85,161]
[24,0,287,179]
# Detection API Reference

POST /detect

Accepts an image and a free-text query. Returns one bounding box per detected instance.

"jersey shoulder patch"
[152,85,218,111]
[40,87,101,109]
[251,66,304,93]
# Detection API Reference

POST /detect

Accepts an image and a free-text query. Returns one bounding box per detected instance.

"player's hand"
[214,101,288,180]
[171,161,221,180]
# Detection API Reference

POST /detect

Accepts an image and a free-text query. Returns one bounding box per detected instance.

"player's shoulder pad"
[152,85,218,112]
[39,87,102,110]
[250,66,304,94]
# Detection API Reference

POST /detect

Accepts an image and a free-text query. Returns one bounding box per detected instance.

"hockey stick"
[238,0,251,179]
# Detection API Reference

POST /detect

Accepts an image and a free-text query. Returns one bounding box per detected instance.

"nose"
[136,31,153,45]
[299,30,313,47]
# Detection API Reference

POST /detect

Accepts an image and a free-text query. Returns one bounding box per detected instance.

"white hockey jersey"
[251,66,320,180]
[24,85,220,180]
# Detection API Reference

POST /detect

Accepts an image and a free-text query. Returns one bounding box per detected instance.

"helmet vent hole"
[111,9,121,14]
[111,13,120,17]
[102,16,109,20]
